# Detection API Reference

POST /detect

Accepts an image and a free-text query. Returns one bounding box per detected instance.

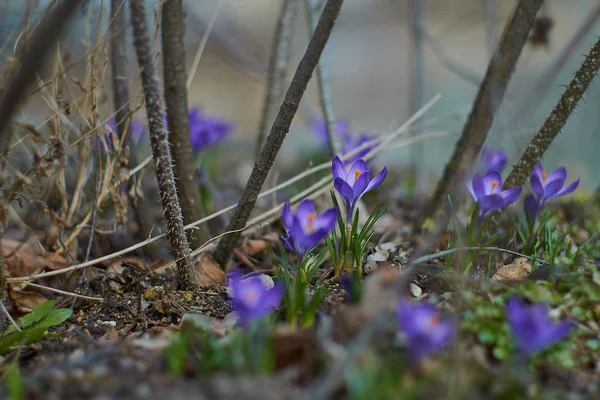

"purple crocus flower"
[312,119,376,164]
[341,134,376,164]
[188,107,234,153]
[164,107,233,153]
[465,171,522,217]
[480,147,507,173]
[396,299,456,362]
[311,119,352,147]
[332,156,387,223]
[227,269,284,327]
[280,199,337,256]
[525,162,579,219]
[506,297,574,356]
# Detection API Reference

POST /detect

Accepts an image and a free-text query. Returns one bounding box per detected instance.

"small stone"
[492,257,532,282]
[409,283,422,298]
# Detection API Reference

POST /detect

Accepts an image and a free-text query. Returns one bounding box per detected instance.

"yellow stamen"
[541,171,548,183]
[491,180,499,191]
[429,314,441,329]
[306,213,317,233]
[354,170,361,182]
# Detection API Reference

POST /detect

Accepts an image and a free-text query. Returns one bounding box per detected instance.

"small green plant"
[325,192,393,276]
[166,319,275,376]
[1,363,24,400]
[0,299,73,355]
[274,245,329,327]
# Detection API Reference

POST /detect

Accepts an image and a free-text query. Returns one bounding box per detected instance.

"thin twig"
[186,0,226,90]
[23,282,104,301]
[162,0,211,248]
[212,0,345,267]
[255,0,300,158]
[515,2,600,121]
[423,0,543,222]
[0,301,20,332]
[110,0,162,260]
[503,37,600,190]
[303,0,340,157]
[84,139,102,262]
[129,0,199,290]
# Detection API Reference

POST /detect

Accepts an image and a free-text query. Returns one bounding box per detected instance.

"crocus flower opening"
[311,119,376,164]
[396,299,456,363]
[227,269,283,327]
[480,147,507,173]
[163,107,233,153]
[526,162,579,219]
[101,118,147,151]
[332,156,387,223]
[465,171,522,217]
[280,199,337,256]
[506,297,574,356]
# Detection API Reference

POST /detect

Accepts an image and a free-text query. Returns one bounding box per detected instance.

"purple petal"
[259,282,284,311]
[548,320,575,344]
[471,173,486,200]
[352,171,370,199]
[543,178,565,198]
[334,178,355,206]
[546,167,567,185]
[532,162,544,178]
[365,166,387,192]
[482,171,503,194]
[530,174,544,198]
[524,194,541,219]
[296,199,316,222]
[479,194,505,216]
[332,156,346,181]
[312,208,337,232]
[556,179,579,197]
[499,186,522,207]
[347,159,369,183]
[280,235,295,252]
[281,201,294,230]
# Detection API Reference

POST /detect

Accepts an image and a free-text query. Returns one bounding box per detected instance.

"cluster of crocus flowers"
[480,147,507,174]
[396,299,456,363]
[187,107,234,153]
[332,156,387,223]
[227,269,284,327]
[311,119,376,164]
[505,297,574,356]
[466,171,522,217]
[162,106,233,154]
[524,162,579,220]
[280,199,337,256]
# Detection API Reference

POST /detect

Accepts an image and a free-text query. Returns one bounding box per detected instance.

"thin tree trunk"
[503,38,600,190]
[161,0,211,250]
[212,0,345,267]
[110,0,162,260]
[423,0,543,222]
[129,0,198,290]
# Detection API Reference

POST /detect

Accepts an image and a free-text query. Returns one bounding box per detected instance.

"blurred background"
[1,0,598,190]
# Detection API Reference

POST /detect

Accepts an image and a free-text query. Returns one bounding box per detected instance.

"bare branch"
[161,0,211,249]
[423,0,543,221]
[129,0,198,290]
[503,37,600,190]
[110,0,162,260]
[212,0,345,267]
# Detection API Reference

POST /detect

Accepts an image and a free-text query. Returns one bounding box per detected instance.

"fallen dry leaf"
[195,253,225,287]
[3,238,70,277]
[8,289,48,313]
[492,257,532,282]
[106,257,147,274]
